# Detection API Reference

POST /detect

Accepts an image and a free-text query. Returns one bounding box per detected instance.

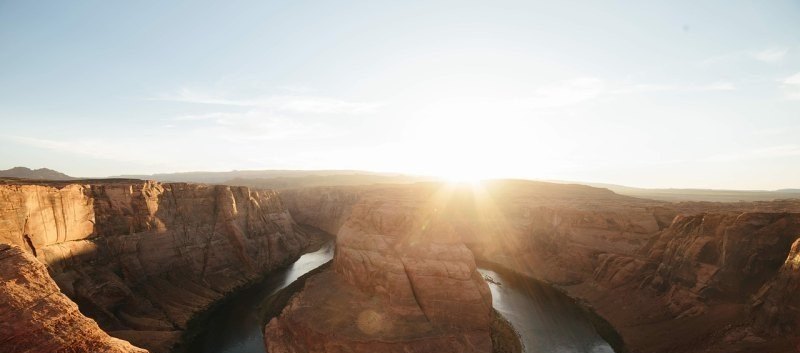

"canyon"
[2,177,800,353]
[0,179,313,353]
[265,184,496,353]
[276,181,800,353]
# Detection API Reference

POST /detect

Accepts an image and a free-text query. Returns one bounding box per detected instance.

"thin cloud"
[173,110,339,141]
[755,126,800,136]
[780,72,800,100]
[707,145,800,162]
[526,78,607,108]
[7,135,170,164]
[631,82,736,92]
[695,82,736,91]
[701,47,789,65]
[4,133,294,174]
[753,48,788,63]
[153,87,380,114]
[150,84,367,145]
[784,73,800,85]
[525,78,735,108]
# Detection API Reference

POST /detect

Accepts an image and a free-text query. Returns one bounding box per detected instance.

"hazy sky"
[1,1,799,189]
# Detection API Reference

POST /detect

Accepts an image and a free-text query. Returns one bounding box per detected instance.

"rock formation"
[277,181,800,353]
[0,243,145,353]
[266,185,494,353]
[641,213,800,315]
[0,179,312,353]
[3,177,800,353]
[751,236,800,335]
[581,211,800,352]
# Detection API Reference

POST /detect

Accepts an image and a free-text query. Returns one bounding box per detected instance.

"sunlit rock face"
[280,181,667,284]
[0,180,310,353]
[266,185,493,353]
[278,181,800,353]
[752,235,800,335]
[0,243,146,353]
[637,213,800,317]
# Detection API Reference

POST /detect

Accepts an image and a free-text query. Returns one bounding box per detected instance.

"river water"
[187,242,335,353]
[479,268,616,353]
[186,243,617,353]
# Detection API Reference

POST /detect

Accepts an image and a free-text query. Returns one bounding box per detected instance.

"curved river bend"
[186,243,617,353]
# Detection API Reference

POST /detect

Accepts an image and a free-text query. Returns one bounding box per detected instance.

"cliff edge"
[0,180,311,352]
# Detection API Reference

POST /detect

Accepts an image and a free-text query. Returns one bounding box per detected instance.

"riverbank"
[491,309,522,353]
[478,260,626,353]
[173,226,620,353]
[174,228,331,353]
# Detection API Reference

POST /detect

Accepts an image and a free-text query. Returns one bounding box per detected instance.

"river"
[479,268,616,353]
[185,243,617,353]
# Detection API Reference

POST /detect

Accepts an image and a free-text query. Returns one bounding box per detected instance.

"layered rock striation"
[0,179,311,353]
[583,211,800,352]
[752,236,800,335]
[5,177,800,353]
[266,185,494,353]
[0,243,146,353]
[278,181,800,353]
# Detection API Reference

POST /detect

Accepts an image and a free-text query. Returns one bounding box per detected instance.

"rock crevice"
[275,181,800,353]
[266,184,493,353]
[0,180,312,353]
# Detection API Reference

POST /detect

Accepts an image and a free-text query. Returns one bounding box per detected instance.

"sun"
[441,173,483,184]
[435,165,487,185]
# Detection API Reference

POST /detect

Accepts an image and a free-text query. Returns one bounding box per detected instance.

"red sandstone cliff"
[4,178,800,353]
[753,237,800,335]
[277,181,800,353]
[266,185,494,353]
[581,212,800,352]
[0,179,312,353]
[0,243,146,353]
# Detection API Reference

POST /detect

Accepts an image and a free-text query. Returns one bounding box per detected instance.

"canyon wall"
[0,180,311,353]
[0,243,146,353]
[4,178,799,353]
[278,181,800,353]
[266,185,494,353]
[584,211,800,352]
[752,237,800,335]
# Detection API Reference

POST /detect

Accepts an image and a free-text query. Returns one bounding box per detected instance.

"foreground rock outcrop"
[278,181,800,353]
[580,212,800,353]
[266,185,494,353]
[753,237,800,335]
[0,243,145,353]
[0,179,312,353]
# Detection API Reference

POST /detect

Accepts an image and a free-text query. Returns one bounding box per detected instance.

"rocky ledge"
[277,181,800,353]
[0,243,145,353]
[0,179,312,353]
[265,185,495,353]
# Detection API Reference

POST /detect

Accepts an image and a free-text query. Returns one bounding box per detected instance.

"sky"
[0,0,799,189]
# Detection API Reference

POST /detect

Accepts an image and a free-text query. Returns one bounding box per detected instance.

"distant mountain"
[111,169,800,202]
[225,173,437,190]
[547,180,800,202]
[114,169,431,185]
[0,167,75,180]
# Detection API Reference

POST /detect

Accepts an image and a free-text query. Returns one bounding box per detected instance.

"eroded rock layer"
[266,185,493,353]
[0,180,310,353]
[0,243,146,353]
[753,237,800,335]
[278,181,800,353]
